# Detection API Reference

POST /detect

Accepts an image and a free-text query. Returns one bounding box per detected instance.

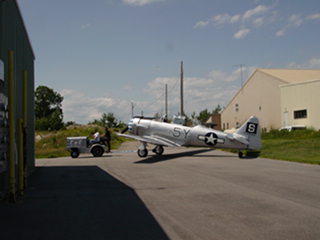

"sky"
[19,0,320,123]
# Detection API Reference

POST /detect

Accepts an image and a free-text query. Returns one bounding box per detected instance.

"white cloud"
[145,76,237,115]
[253,17,264,27]
[306,13,320,20]
[195,4,274,39]
[61,89,132,123]
[144,66,256,116]
[233,28,251,39]
[123,83,134,91]
[287,58,320,69]
[212,14,232,26]
[195,2,320,39]
[288,14,303,27]
[275,29,285,37]
[194,20,209,29]
[122,0,164,6]
[196,4,319,38]
[81,23,91,29]
[212,13,243,26]
[243,5,269,20]
[275,14,303,37]
[208,70,238,82]
[209,67,255,82]
[62,67,258,122]
[308,58,320,68]
[230,14,241,23]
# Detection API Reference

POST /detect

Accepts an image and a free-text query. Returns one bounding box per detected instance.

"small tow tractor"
[66,137,109,158]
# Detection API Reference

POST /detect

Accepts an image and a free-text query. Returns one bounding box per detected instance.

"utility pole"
[234,64,245,88]
[165,84,168,116]
[180,61,184,116]
[131,101,134,118]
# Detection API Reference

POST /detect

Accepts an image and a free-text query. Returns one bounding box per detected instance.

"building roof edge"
[221,69,287,114]
[13,0,35,59]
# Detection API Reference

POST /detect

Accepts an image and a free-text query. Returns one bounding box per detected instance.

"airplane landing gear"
[138,149,148,157]
[238,151,243,158]
[152,145,164,155]
[137,142,148,158]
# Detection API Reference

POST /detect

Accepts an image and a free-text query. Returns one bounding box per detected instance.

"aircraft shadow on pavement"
[184,153,259,160]
[134,149,215,164]
[76,154,114,159]
[0,166,170,240]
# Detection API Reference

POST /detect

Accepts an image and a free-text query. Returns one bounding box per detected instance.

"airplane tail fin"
[235,116,261,150]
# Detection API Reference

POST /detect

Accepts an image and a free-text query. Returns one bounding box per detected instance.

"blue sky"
[19,0,320,123]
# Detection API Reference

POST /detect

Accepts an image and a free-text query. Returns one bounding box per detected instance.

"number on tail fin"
[246,122,258,134]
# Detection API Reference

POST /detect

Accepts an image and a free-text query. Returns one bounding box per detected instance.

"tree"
[101,113,118,128]
[197,109,211,124]
[212,104,222,114]
[35,86,64,131]
[89,113,119,128]
[65,121,76,127]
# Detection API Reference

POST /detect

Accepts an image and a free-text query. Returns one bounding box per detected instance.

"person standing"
[102,127,111,152]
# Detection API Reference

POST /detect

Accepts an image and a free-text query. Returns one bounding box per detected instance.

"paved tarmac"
[1,141,320,240]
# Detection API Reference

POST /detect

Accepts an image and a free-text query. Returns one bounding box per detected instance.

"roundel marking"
[204,132,218,146]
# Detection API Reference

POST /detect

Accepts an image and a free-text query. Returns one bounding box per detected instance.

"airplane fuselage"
[129,119,247,150]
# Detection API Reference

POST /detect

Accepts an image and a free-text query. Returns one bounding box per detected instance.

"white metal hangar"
[221,69,320,131]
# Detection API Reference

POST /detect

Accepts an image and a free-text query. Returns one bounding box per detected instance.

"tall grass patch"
[261,129,320,164]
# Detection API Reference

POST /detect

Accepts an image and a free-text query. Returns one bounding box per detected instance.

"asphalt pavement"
[1,141,320,240]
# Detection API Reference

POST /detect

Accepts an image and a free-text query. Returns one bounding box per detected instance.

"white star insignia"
[206,133,217,144]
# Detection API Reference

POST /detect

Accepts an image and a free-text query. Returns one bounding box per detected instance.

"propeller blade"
[121,127,129,134]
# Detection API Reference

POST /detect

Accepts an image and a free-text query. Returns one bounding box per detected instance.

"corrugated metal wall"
[0,0,35,196]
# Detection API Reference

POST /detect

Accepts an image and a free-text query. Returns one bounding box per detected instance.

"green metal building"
[0,0,35,200]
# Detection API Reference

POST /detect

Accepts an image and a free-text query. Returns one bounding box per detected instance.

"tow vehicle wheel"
[91,146,104,157]
[154,146,164,155]
[238,151,244,158]
[137,149,148,158]
[71,150,79,158]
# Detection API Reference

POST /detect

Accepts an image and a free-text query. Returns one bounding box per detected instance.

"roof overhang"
[279,79,320,88]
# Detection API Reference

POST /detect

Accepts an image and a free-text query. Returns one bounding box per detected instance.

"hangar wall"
[221,70,286,131]
[280,80,320,130]
[0,0,35,198]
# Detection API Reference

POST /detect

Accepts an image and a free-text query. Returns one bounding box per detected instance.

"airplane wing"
[117,133,181,147]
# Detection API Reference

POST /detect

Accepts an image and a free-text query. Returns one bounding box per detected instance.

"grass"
[35,125,127,158]
[259,129,320,165]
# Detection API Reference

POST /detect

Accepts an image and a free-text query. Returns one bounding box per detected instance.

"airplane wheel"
[138,149,148,158]
[238,151,244,158]
[155,146,164,155]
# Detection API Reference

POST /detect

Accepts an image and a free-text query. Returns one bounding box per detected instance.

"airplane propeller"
[121,126,129,134]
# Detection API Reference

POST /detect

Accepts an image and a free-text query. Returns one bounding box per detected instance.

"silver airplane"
[118,116,261,158]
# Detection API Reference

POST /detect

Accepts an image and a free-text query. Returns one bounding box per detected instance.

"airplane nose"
[128,119,135,132]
